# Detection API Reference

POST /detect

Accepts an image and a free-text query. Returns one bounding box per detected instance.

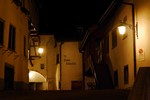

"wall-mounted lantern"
[38,47,44,54]
[118,25,126,35]
[117,16,138,38]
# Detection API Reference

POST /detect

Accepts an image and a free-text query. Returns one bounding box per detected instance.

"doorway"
[71,81,82,90]
[4,65,14,90]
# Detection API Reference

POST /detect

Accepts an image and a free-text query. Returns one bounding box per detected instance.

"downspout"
[81,51,85,89]
[59,42,64,90]
[46,37,52,90]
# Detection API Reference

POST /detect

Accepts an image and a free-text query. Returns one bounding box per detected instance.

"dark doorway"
[4,65,14,90]
[71,81,82,90]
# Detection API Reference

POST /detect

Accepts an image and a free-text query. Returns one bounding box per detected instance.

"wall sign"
[64,55,76,65]
[137,48,144,61]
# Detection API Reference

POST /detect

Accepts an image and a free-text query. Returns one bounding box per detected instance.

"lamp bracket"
[119,16,138,39]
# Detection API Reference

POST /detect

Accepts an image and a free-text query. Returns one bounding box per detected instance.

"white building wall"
[61,42,83,90]
[135,0,150,70]
[109,2,134,89]
[28,35,61,90]
[46,35,60,90]
[0,0,29,90]
[28,35,57,90]
[108,0,150,89]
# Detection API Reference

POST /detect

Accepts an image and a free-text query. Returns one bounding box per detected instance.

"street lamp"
[118,25,126,35]
[118,15,138,38]
[38,47,44,54]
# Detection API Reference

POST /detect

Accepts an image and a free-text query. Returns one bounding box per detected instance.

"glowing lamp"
[38,48,44,54]
[118,25,126,35]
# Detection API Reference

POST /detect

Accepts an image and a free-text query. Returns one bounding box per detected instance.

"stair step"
[0,89,130,100]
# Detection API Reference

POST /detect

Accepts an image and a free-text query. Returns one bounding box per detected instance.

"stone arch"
[29,70,46,82]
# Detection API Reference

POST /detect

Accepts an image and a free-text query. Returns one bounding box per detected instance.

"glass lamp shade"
[118,25,126,35]
[38,48,44,54]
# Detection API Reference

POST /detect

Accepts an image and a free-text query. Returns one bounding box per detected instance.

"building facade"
[0,0,39,90]
[80,0,150,89]
[61,42,83,90]
[28,35,83,90]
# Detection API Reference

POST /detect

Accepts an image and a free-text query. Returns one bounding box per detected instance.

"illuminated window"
[8,25,16,51]
[0,18,4,46]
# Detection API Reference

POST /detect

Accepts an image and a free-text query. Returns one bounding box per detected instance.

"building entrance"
[4,65,14,90]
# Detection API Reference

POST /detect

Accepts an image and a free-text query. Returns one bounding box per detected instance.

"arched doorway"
[28,70,47,90]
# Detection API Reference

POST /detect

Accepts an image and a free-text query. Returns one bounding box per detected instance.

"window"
[114,70,118,87]
[40,64,44,69]
[112,28,117,49]
[56,54,59,64]
[71,81,82,90]
[0,19,4,46]
[8,25,16,51]
[24,36,26,57]
[104,35,109,53]
[124,65,129,84]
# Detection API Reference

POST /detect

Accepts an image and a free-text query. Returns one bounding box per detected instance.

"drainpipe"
[59,42,64,90]
[81,51,85,89]
[46,37,52,90]
[122,2,137,79]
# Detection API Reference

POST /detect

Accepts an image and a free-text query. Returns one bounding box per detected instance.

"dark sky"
[38,0,113,41]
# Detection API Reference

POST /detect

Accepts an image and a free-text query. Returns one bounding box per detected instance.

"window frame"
[8,24,16,51]
[112,28,117,49]
[0,18,5,46]
[104,35,109,54]
[114,70,118,87]
[124,65,129,84]
[40,64,45,69]
[24,36,27,57]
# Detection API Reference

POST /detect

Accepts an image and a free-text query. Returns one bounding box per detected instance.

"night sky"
[38,0,113,41]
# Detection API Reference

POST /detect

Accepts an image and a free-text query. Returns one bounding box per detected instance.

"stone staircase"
[127,67,150,100]
[0,89,130,100]
[2,67,150,100]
